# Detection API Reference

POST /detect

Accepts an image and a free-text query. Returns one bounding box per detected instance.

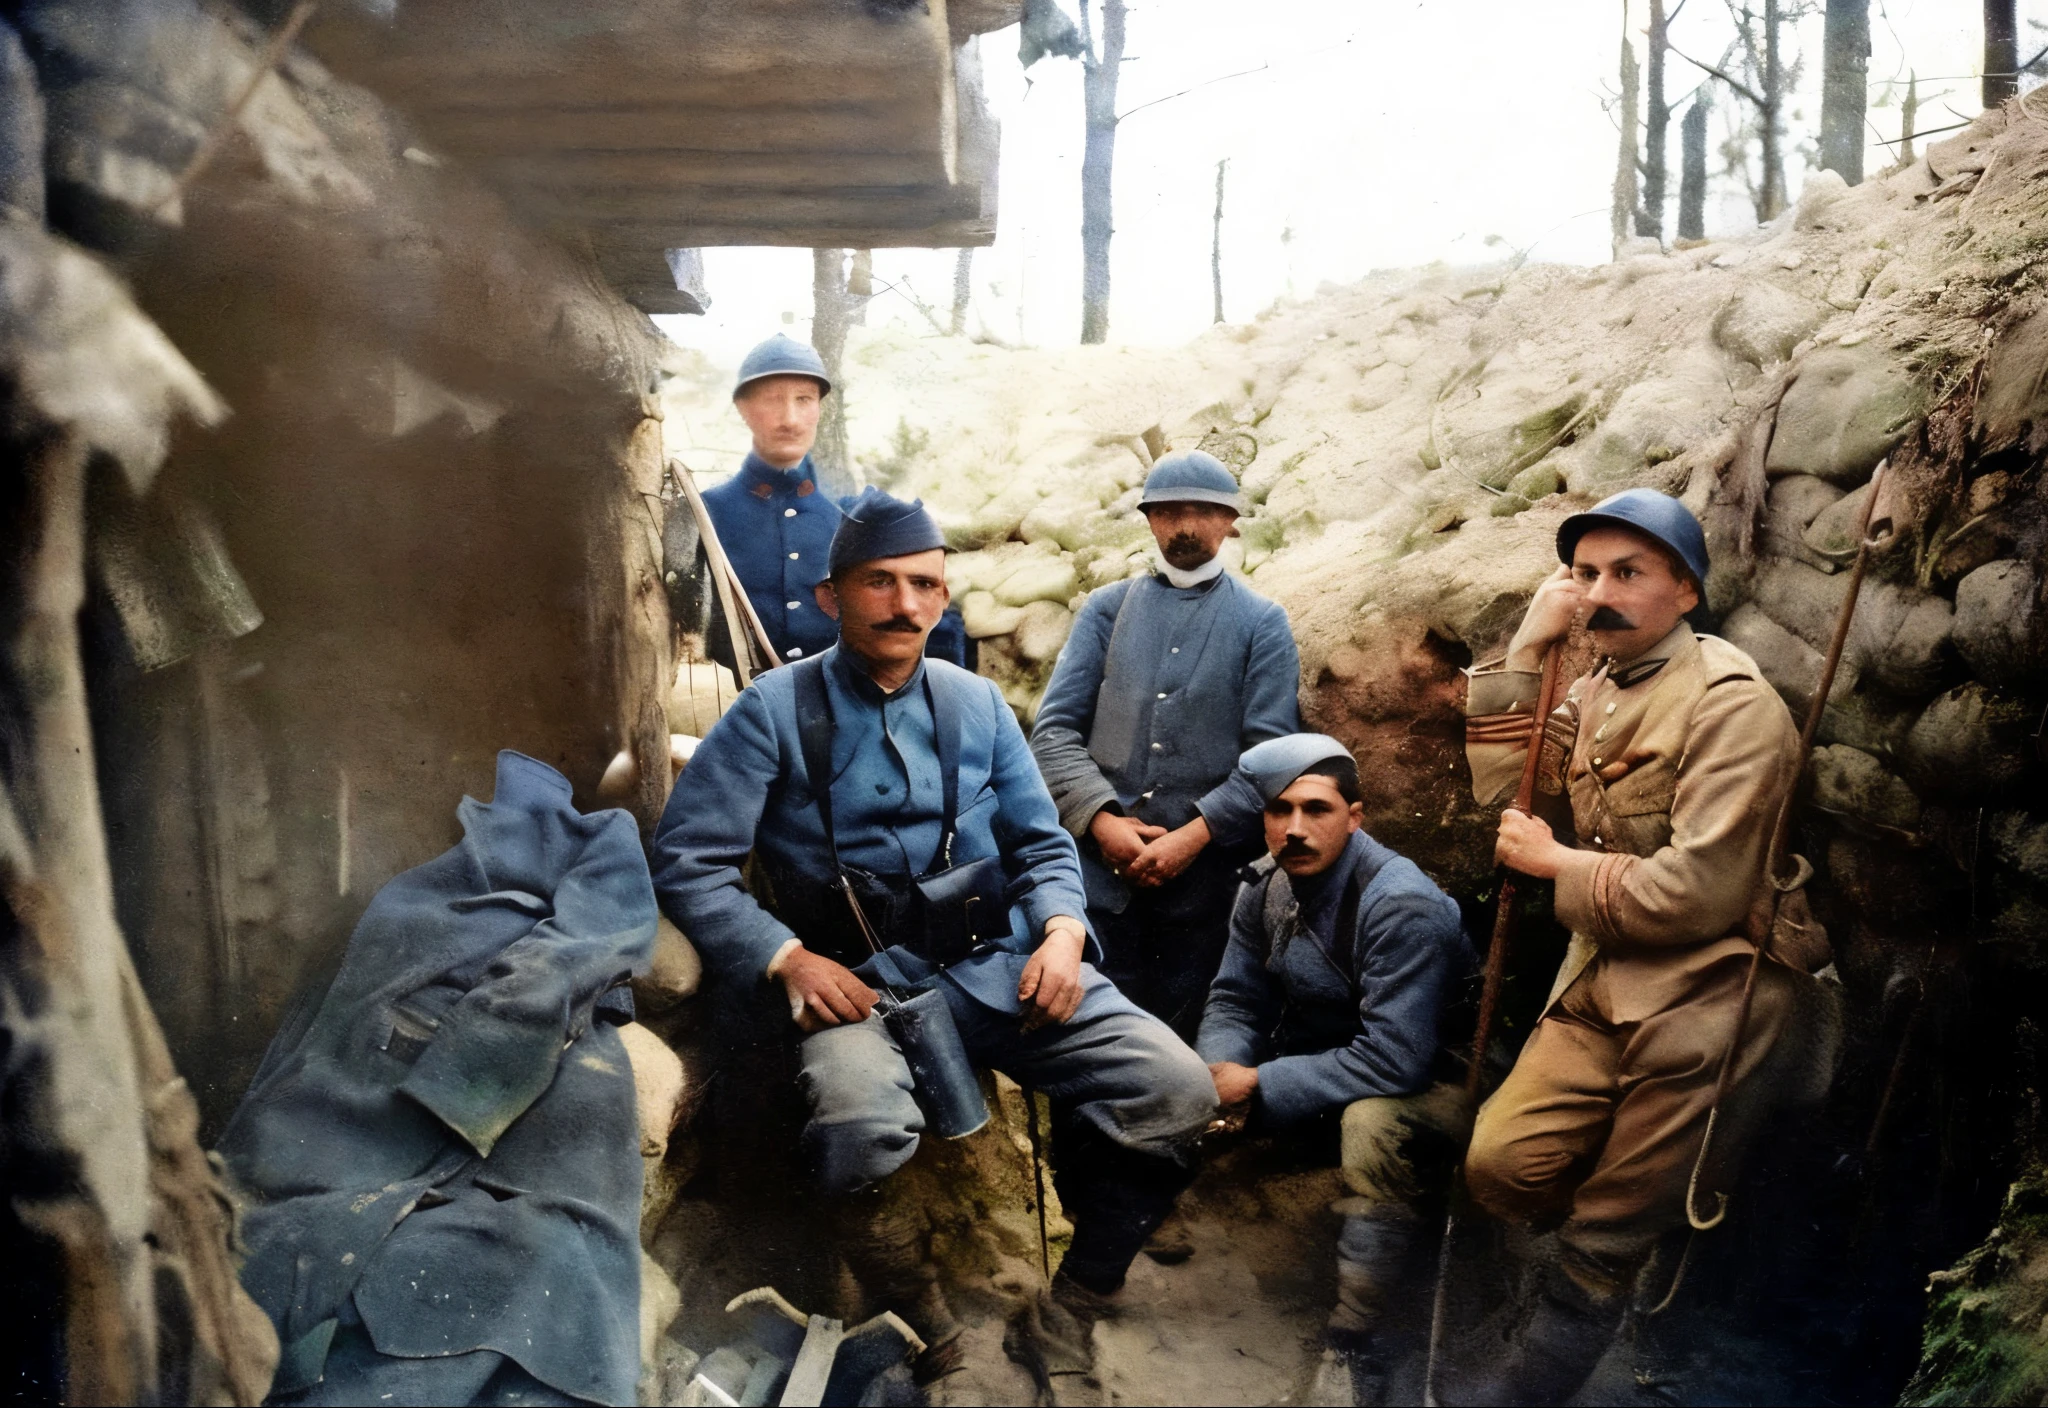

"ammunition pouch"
[765,856,1010,972]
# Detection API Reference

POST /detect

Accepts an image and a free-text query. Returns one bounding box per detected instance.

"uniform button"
[784,508,797,518]
[786,601,801,610]
[1157,692,1167,700]
[787,647,804,658]
[1171,647,1180,654]
[1151,742,1163,752]
[1592,757,1603,766]
[789,552,800,560]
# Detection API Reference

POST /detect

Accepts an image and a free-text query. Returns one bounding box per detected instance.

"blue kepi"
[829,487,947,577]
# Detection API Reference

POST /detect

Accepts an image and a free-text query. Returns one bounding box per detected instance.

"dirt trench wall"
[33,0,674,1127]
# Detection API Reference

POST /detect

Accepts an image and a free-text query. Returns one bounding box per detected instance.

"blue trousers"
[798,964,1215,1291]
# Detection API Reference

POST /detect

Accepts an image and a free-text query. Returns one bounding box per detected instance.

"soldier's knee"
[799,1023,924,1193]
[1463,1113,1574,1226]
[1100,1029,1217,1159]
[802,1113,925,1195]
[1339,1097,1411,1203]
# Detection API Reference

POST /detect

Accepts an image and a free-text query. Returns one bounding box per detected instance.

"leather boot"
[830,1191,963,1386]
[1004,1269,1110,1407]
[1317,1203,1420,1406]
[1142,1207,1196,1265]
[1452,1257,1629,1407]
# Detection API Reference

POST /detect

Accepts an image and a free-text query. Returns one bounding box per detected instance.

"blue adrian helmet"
[1137,449,1244,512]
[1556,488,1710,590]
[734,334,831,398]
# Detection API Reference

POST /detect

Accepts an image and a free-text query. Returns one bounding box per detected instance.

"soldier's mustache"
[1586,606,1637,631]
[1277,837,1315,858]
[871,616,923,634]
[1162,533,1213,567]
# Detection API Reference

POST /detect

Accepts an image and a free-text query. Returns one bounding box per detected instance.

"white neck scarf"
[1155,553,1225,589]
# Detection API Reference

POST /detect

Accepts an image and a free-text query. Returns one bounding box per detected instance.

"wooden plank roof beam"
[305,0,1020,312]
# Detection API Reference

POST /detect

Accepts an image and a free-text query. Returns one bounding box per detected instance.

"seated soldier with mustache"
[652,489,1216,1403]
[1196,734,1475,1405]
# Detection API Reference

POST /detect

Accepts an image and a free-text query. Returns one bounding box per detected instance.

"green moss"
[1905,1174,2048,1406]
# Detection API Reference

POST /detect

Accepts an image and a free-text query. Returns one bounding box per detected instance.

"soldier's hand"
[1495,807,1567,879]
[778,948,879,1032]
[1090,810,1168,876]
[1208,1062,1257,1133]
[1506,564,1585,672]
[1126,817,1211,888]
[1018,924,1087,1032]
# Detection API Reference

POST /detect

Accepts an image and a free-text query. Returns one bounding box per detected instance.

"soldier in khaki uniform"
[1455,490,1814,1406]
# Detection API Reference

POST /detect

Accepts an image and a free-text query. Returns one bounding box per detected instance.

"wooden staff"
[1422,638,1566,1405]
[671,460,783,683]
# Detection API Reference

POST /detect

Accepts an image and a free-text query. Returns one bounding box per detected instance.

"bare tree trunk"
[1679,95,1709,238]
[1759,0,1787,221]
[1900,71,1919,164]
[810,248,854,495]
[1613,17,1642,256]
[1078,0,1125,344]
[1985,0,2018,106]
[1637,0,1669,239]
[951,247,972,335]
[1819,0,1870,183]
[847,250,872,328]
[1211,158,1227,323]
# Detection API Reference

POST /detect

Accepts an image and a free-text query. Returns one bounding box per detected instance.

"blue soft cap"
[734,334,832,398]
[1239,733,1357,805]
[1556,488,1709,590]
[829,487,947,578]
[1138,450,1244,512]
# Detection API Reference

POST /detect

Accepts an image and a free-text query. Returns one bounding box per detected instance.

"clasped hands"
[774,919,1087,1035]
[1090,809,1210,888]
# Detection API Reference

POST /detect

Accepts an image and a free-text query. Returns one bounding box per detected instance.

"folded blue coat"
[217,751,657,1407]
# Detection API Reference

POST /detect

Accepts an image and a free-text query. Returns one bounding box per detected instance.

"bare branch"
[1117,63,1268,122]
[1872,118,1972,145]
[1671,42,1766,107]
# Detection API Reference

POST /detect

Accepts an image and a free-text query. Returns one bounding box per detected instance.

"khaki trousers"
[1464,949,1800,1277]
[1338,1082,1473,1211]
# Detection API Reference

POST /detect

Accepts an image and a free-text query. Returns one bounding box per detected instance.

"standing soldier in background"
[1455,490,1823,1406]
[699,333,967,669]
[1030,450,1302,1043]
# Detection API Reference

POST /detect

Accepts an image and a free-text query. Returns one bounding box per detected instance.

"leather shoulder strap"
[925,667,965,866]
[792,654,839,866]
[1259,866,1292,967]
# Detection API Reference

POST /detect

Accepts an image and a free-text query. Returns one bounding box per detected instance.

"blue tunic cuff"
[1254,1053,1378,1128]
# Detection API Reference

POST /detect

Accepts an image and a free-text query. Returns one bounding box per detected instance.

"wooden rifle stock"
[1423,637,1566,1404]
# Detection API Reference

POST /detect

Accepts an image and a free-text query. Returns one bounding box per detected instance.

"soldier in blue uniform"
[698,334,966,669]
[651,488,1214,1400]
[1198,734,1474,1405]
[1030,450,1302,1041]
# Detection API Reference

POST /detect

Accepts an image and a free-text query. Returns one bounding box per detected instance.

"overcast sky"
[658,0,2033,362]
